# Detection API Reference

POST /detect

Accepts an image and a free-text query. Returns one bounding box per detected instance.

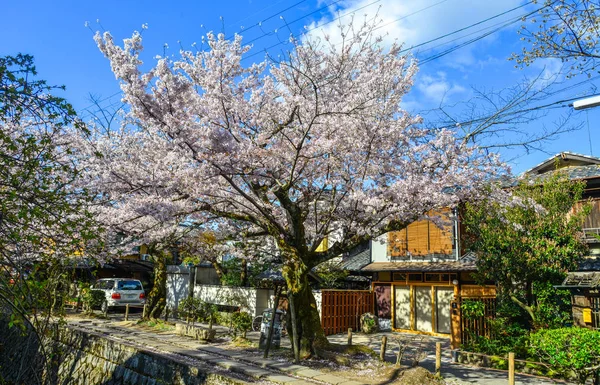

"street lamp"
[572,95,600,110]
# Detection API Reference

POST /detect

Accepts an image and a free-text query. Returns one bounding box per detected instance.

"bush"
[360,313,379,334]
[231,312,252,337]
[528,327,600,384]
[82,289,105,312]
[178,298,218,323]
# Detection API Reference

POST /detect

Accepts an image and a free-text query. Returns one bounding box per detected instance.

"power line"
[398,1,535,56]
[225,0,291,30]
[226,0,311,39]
[244,0,449,60]
[244,0,346,46]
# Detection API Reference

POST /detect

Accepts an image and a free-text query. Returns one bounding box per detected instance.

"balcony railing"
[583,228,600,243]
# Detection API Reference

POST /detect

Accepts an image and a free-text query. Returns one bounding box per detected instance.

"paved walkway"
[71,314,573,385]
[324,331,571,385]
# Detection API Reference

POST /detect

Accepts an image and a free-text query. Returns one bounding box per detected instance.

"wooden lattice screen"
[459,296,497,346]
[320,290,374,335]
[387,208,453,258]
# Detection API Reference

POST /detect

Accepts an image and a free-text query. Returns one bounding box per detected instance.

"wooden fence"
[321,290,374,335]
[459,296,497,346]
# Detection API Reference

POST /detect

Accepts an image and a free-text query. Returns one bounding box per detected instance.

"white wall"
[193,285,277,316]
[313,290,322,318]
[166,265,189,310]
[371,235,388,262]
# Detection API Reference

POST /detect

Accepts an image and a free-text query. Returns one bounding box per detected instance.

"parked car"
[91,278,146,313]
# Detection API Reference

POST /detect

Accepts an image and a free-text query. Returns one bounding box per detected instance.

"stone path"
[69,318,573,385]
[68,319,360,385]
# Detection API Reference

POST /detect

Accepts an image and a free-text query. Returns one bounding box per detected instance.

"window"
[117,280,143,291]
[408,273,423,282]
[95,280,114,290]
[393,273,407,282]
[388,208,454,258]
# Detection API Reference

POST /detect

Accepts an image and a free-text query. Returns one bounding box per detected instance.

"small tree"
[463,172,589,328]
[0,54,99,384]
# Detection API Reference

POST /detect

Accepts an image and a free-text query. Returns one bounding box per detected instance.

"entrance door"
[415,286,432,332]
[394,286,411,329]
[436,287,454,334]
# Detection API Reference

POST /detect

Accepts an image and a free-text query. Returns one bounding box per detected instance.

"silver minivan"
[92,278,146,313]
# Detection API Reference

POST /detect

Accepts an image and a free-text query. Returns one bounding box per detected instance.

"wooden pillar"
[508,352,515,385]
[380,336,387,362]
[435,342,441,376]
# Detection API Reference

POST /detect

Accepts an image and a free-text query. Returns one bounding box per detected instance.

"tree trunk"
[211,261,226,280]
[240,258,248,286]
[282,258,328,358]
[509,294,536,324]
[145,251,167,319]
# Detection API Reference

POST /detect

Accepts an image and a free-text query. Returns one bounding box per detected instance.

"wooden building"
[524,152,600,330]
[340,208,495,348]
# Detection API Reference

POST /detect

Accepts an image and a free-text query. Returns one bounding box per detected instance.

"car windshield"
[117,280,142,291]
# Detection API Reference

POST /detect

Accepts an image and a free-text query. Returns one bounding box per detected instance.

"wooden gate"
[459,296,497,346]
[321,290,374,335]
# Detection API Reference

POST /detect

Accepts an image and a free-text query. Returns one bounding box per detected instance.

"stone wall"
[0,321,246,385]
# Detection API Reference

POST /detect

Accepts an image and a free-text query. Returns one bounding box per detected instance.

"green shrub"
[178,298,218,323]
[528,327,600,384]
[461,299,485,319]
[230,312,252,337]
[82,289,105,312]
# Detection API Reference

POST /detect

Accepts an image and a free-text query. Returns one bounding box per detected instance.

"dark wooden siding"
[321,290,374,335]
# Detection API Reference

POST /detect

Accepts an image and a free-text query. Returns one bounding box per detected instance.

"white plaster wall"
[313,290,322,318]
[371,234,389,262]
[166,265,190,310]
[193,284,262,315]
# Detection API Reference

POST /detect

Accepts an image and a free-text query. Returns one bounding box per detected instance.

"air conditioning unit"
[140,254,151,261]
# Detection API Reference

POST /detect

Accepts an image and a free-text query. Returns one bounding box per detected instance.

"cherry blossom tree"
[78,22,505,356]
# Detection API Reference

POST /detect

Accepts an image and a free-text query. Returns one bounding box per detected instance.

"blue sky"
[2,0,599,173]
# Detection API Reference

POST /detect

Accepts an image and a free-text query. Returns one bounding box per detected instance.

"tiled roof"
[577,257,600,271]
[339,248,371,271]
[523,152,600,175]
[561,271,600,288]
[528,164,600,181]
[361,261,476,272]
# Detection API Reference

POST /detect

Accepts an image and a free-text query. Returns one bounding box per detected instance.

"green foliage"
[219,257,274,287]
[82,289,105,312]
[220,258,247,286]
[463,320,528,357]
[314,260,349,289]
[531,281,572,329]
[230,312,252,335]
[461,299,485,319]
[178,297,218,323]
[463,173,589,326]
[529,327,600,384]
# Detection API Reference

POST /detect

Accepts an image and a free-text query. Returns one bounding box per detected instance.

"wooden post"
[142,304,147,319]
[264,285,282,359]
[164,306,169,321]
[508,352,515,385]
[435,342,441,376]
[289,291,300,364]
[125,304,130,321]
[380,336,387,362]
[348,328,352,346]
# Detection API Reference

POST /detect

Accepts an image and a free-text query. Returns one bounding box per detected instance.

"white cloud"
[305,0,524,63]
[416,71,467,105]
